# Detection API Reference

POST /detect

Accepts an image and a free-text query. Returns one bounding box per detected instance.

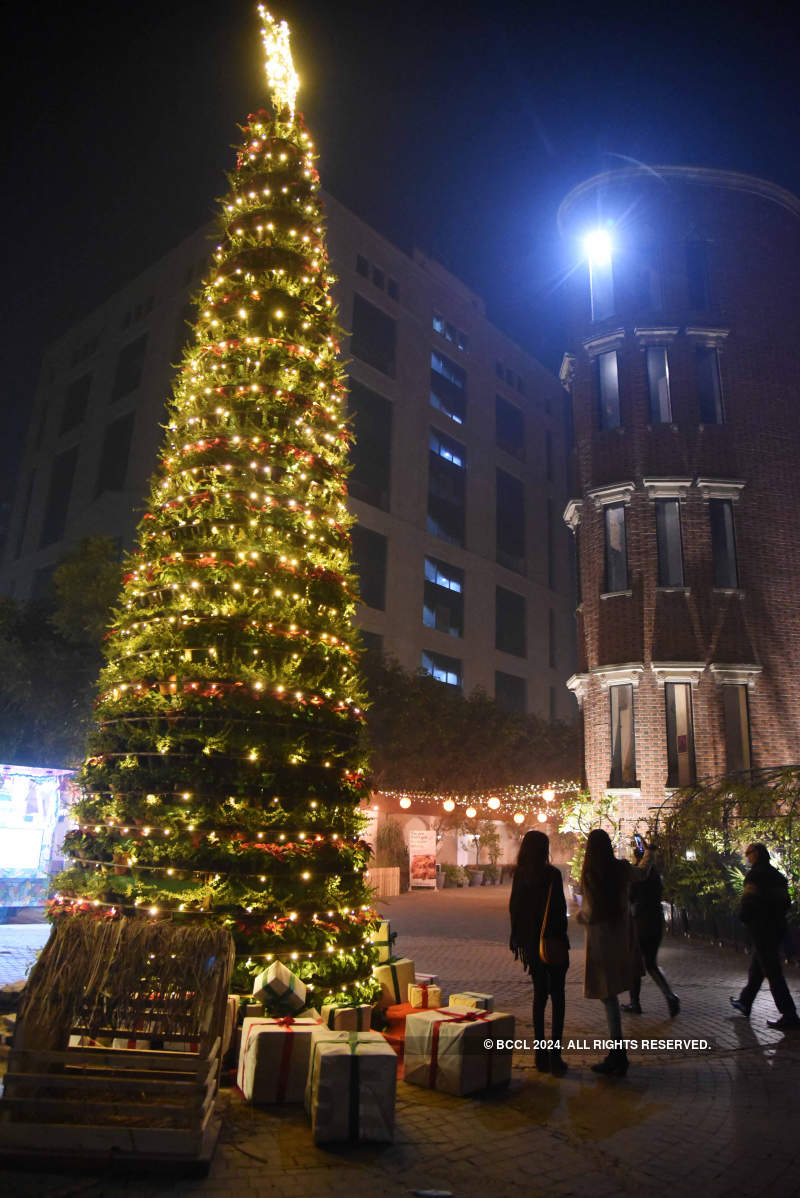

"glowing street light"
[583,228,612,267]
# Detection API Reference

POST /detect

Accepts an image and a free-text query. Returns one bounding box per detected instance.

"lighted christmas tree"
[54,8,380,1004]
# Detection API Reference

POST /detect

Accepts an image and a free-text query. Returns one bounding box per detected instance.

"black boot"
[550,1049,568,1076]
[591,1049,628,1076]
[535,1048,550,1072]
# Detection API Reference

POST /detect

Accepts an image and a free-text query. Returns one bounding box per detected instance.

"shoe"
[668,995,680,1018]
[550,1051,568,1076]
[591,1050,629,1077]
[535,1049,550,1072]
[766,1016,800,1030]
[729,998,750,1017]
[621,1002,642,1014]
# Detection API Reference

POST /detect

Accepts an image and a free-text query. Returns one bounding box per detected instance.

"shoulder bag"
[539,878,569,968]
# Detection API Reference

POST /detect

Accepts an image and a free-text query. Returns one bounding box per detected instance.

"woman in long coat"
[579,828,646,1076]
[509,830,570,1075]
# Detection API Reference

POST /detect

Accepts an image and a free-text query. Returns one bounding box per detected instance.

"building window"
[39,446,79,548]
[495,586,526,657]
[433,314,469,351]
[422,649,462,688]
[722,685,752,775]
[696,346,724,424]
[348,380,392,510]
[355,254,369,277]
[547,499,557,589]
[14,471,36,559]
[609,684,637,787]
[597,350,620,429]
[495,671,526,715]
[111,333,148,402]
[60,374,92,434]
[95,412,135,496]
[351,294,396,376]
[496,469,525,573]
[709,499,739,588]
[387,278,399,301]
[548,610,556,668]
[423,557,464,637]
[632,244,662,310]
[430,351,466,424]
[589,253,614,321]
[665,682,696,786]
[604,504,628,592]
[655,499,684,587]
[686,240,709,310]
[495,396,524,458]
[372,265,385,289]
[646,346,672,423]
[350,525,387,610]
[428,431,466,546]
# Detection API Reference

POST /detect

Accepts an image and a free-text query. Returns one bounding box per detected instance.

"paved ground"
[2,887,799,1197]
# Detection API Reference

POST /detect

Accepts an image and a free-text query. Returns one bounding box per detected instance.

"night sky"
[5,0,800,493]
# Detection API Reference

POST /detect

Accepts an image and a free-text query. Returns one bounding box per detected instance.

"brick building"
[0,194,575,720]
[559,165,800,825]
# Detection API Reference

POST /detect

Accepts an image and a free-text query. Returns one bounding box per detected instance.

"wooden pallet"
[0,1035,221,1174]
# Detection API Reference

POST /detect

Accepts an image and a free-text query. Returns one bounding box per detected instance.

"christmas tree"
[54,8,381,1005]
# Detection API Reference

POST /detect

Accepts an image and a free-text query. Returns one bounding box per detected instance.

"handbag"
[539,879,569,968]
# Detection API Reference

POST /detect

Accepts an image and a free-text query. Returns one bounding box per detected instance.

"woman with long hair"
[579,827,647,1076]
[509,829,570,1075]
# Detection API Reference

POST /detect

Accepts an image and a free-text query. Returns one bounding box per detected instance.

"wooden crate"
[0,1035,221,1173]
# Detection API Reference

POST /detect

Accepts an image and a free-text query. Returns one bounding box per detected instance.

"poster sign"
[408,828,437,888]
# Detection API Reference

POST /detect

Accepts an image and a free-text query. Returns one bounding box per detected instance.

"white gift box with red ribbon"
[403,1007,514,1095]
[237,1013,322,1103]
[408,982,443,1009]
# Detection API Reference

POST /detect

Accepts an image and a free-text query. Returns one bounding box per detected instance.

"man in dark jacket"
[730,843,799,1029]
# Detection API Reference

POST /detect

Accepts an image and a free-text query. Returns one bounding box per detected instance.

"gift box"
[306,1028,396,1143]
[321,1000,373,1031]
[448,991,494,1012]
[409,982,442,1010]
[373,919,396,963]
[237,1013,321,1104]
[404,1008,514,1096]
[253,960,307,1013]
[111,1036,152,1050]
[372,957,414,1006]
[414,972,440,986]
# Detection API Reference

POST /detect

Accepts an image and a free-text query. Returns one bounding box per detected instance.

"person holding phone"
[621,836,680,1018]
[509,830,570,1075]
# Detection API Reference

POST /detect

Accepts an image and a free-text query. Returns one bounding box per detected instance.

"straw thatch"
[16,918,234,1052]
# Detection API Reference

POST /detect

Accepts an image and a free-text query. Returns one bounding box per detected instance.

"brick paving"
[2,887,799,1197]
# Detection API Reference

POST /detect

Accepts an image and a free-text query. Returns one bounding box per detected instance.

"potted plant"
[375,817,411,893]
[483,864,499,885]
[442,863,461,889]
[466,866,485,886]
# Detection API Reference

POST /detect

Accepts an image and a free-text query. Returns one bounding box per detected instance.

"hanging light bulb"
[513,812,524,825]
[466,807,477,819]
[399,797,411,809]
[487,796,501,810]
[537,811,548,824]
[443,799,455,813]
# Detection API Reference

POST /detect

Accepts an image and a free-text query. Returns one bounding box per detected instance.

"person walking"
[621,840,680,1017]
[729,842,800,1030]
[579,828,646,1076]
[509,830,570,1075]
